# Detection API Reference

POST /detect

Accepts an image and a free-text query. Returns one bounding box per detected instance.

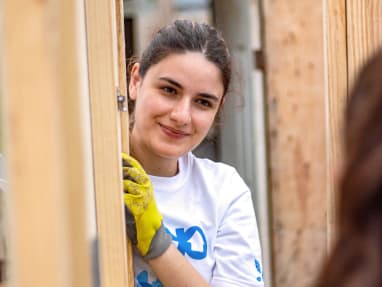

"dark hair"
[137,19,231,96]
[314,49,382,287]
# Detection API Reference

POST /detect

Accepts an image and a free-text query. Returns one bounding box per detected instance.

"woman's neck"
[130,142,179,177]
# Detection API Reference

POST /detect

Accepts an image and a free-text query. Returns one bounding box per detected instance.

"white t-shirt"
[134,152,264,287]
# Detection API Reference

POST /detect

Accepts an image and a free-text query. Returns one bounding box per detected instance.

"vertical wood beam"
[84,0,131,285]
[115,0,130,154]
[1,0,92,286]
[323,0,347,251]
[115,0,134,284]
[57,1,94,285]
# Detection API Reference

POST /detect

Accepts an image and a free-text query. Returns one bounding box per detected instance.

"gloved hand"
[122,153,171,260]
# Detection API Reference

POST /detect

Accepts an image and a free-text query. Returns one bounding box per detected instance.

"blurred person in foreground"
[314,49,382,287]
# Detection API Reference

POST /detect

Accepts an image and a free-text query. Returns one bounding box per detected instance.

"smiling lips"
[159,123,191,139]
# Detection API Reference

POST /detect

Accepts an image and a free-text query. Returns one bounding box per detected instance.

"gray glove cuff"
[144,222,172,261]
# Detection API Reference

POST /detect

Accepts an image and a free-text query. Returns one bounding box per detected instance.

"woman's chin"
[154,145,188,159]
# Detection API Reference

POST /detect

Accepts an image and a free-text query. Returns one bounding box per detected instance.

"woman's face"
[129,52,224,160]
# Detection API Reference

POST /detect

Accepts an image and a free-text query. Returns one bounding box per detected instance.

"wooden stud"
[57,1,95,285]
[114,0,135,285]
[115,0,130,155]
[1,0,92,286]
[84,0,131,285]
[323,0,347,251]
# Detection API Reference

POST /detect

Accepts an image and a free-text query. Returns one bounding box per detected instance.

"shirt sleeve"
[211,170,264,287]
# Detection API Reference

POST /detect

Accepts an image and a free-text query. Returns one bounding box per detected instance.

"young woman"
[122,19,264,287]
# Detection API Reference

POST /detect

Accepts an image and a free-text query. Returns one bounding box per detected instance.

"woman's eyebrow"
[198,93,220,102]
[159,76,220,101]
[159,77,182,89]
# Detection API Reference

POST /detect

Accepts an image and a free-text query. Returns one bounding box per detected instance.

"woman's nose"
[169,98,191,125]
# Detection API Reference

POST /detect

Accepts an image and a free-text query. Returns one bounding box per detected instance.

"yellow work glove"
[122,153,171,260]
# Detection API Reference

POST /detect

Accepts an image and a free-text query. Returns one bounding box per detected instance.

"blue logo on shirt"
[135,226,208,286]
[166,226,207,260]
[255,258,264,282]
[136,271,163,287]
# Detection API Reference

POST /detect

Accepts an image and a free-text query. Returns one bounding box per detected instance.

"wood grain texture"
[323,0,347,251]
[1,0,92,286]
[85,0,130,286]
[347,0,382,88]
[115,0,134,285]
[115,0,130,154]
[263,1,327,286]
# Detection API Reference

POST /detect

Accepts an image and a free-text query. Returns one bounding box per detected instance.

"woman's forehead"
[144,52,224,96]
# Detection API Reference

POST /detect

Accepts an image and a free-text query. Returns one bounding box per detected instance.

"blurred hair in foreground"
[314,48,382,287]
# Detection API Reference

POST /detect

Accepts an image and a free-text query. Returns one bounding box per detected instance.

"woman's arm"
[122,154,210,286]
[148,244,210,287]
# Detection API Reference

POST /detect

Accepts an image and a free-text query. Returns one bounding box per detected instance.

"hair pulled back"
[138,19,231,96]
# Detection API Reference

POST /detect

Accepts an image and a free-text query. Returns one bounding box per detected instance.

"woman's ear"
[129,63,141,101]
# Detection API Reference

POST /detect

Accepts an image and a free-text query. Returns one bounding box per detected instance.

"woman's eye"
[195,99,213,108]
[161,86,177,95]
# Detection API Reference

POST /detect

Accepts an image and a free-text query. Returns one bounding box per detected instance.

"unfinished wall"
[263,1,327,286]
